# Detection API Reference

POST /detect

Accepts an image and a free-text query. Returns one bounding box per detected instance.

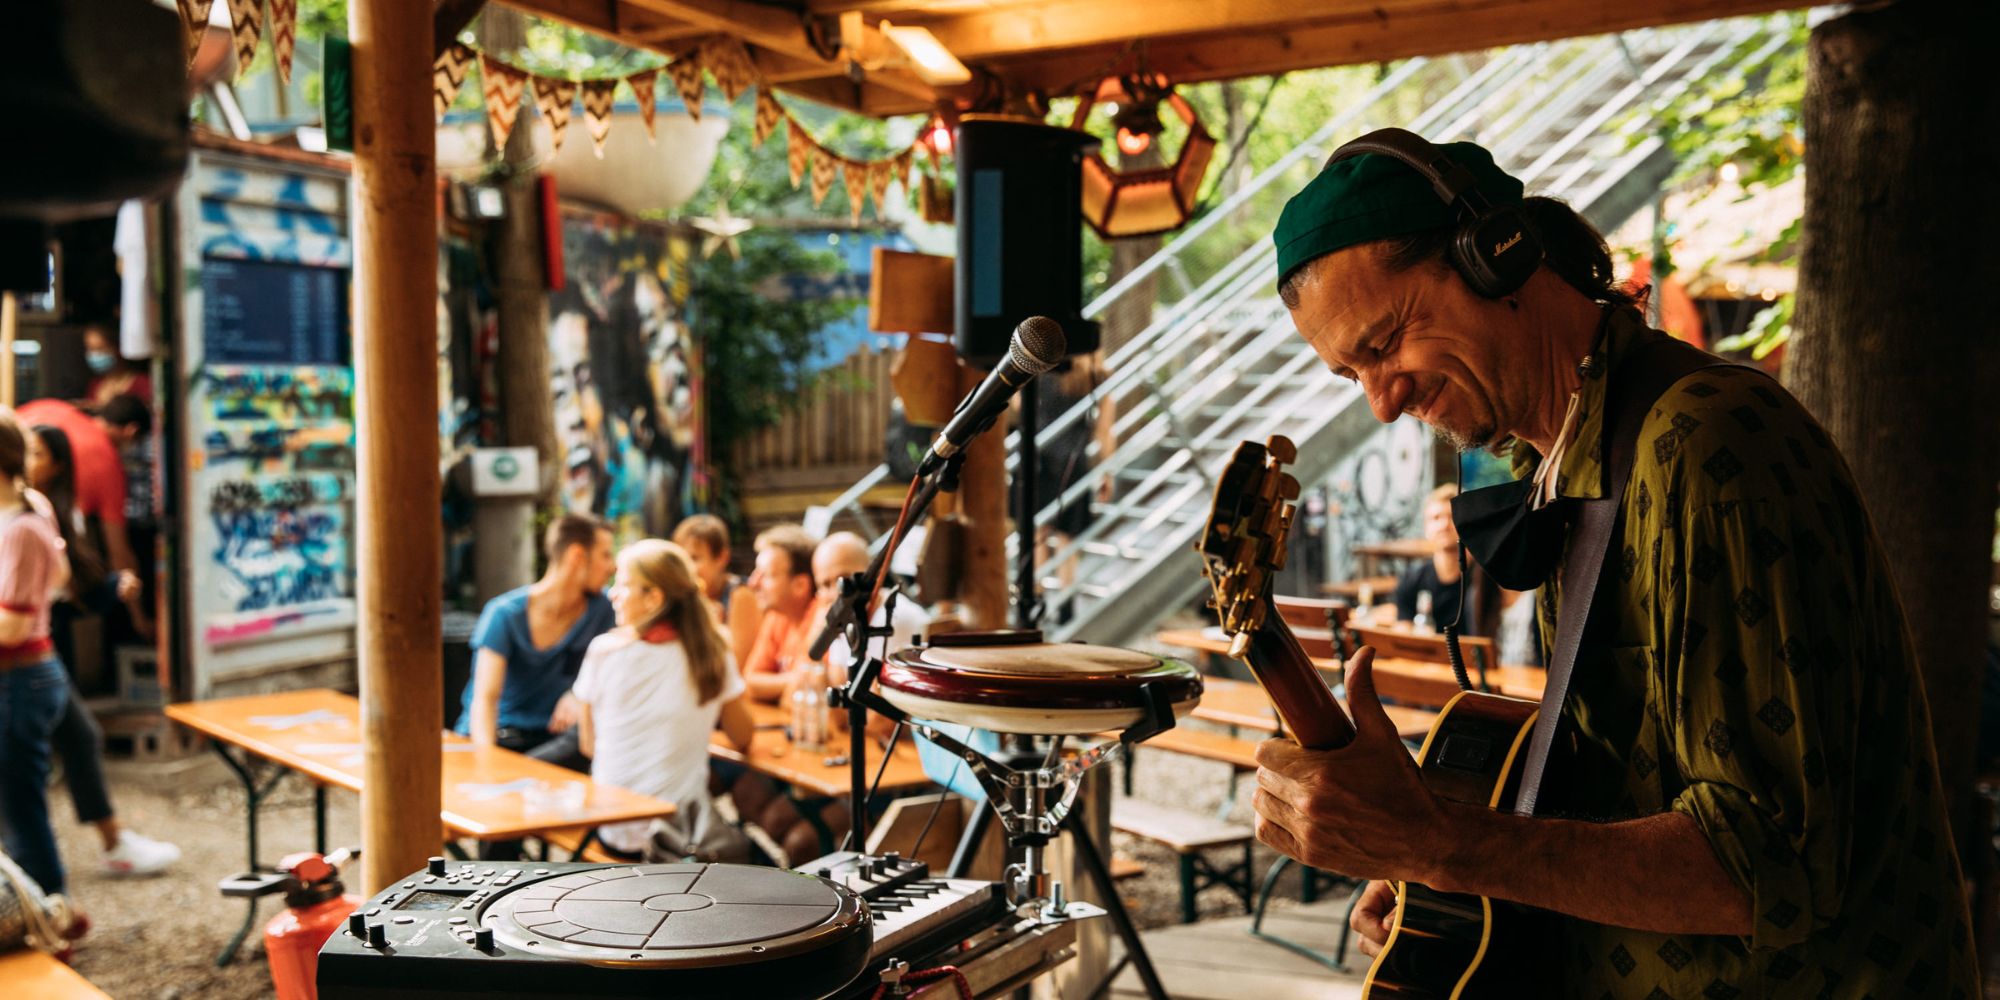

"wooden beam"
[922,0,1390,61]
[976,0,1808,96]
[434,0,490,57]
[349,0,443,895]
[495,0,685,57]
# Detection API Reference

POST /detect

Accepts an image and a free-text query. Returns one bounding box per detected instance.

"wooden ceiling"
[502,0,1806,117]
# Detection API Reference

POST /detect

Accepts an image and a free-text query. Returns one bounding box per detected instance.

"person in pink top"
[0,406,74,897]
[14,394,149,574]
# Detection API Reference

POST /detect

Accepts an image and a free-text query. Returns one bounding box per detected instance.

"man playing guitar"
[1251,130,1976,996]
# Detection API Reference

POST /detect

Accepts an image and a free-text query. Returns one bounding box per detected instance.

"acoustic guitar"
[1197,435,1542,997]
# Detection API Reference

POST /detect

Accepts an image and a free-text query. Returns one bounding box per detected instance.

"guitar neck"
[1241,615,1355,751]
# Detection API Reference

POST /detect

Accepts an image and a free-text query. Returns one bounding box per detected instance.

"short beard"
[1434,423,1497,453]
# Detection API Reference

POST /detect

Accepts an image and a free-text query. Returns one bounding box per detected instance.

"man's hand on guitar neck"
[1250,648,1449,884]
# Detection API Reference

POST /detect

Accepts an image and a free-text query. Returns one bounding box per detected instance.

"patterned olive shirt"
[1512,310,1978,998]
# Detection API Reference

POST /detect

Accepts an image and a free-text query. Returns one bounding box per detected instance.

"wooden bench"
[0,951,109,999]
[1111,796,1256,924]
[1110,854,1146,881]
[536,825,621,863]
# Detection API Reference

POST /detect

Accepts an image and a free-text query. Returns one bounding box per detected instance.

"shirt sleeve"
[570,640,606,705]
[1660,497,1853,952]
[470,597,516,661]
[0,518,50,612]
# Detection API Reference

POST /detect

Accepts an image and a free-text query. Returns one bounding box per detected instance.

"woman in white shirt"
[574,539,754,858]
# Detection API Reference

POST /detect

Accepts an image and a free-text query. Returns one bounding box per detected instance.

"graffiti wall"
[178,152,358,694]
[551,211,701,543]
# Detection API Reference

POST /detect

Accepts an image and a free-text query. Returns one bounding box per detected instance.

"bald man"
[812,532,929,672]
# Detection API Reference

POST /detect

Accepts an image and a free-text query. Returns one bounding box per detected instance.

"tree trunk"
[1783,0,1999,865]
[480,7,559,505]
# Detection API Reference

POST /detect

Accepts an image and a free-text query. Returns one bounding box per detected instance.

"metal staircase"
[822,16,1796,645]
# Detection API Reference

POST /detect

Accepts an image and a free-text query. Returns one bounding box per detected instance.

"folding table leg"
[210,743,288,966]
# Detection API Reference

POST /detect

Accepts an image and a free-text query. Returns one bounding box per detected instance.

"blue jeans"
[0,660,69,895]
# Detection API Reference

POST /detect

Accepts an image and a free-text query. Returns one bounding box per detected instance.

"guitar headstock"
[1197,435,1302,660]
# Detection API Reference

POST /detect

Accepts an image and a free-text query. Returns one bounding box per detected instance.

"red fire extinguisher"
[220,848,363,1000]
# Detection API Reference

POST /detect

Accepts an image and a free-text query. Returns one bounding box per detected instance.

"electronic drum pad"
[880,630,1203,735]
[319,861,871,999]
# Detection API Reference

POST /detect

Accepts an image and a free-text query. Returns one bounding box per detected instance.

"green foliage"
[689,231,860,523]
[1639,14,1808,358]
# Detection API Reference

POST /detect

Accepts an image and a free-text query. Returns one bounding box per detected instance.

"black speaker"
[953,117,1100,368]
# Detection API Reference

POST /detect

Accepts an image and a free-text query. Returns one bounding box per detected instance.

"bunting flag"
[809,145,838,207]
[892,149,913,193]
[753,88,784,148]
[667,55,705,122]
[180,0,216,66]
[267,0,296,82]
[433,42,475,122]
[480,55,529,150]
[532,75,577,153]
[627,70,658,142]
[581,80,618,158]
[225,0,262,79]
[786,119,812,188]
[868,160,892,209]
[702,38,754,103]
[843,159,869,222]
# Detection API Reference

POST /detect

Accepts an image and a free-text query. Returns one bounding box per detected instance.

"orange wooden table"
[1155,627,1546,703]
[714,698,932,800]
[1192,675,1439,741]
[168,689,676,963]
[0,951,109,999]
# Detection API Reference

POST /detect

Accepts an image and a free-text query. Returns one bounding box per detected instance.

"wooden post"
[956,364,1010,630]
[349,0,442,894]
[0,291,15,407]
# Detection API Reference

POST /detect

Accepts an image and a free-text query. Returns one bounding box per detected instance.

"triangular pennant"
[701,37,753,103]
[787,119,811,188]
[892,149,913,192]
[753,89,784,148]
[667,54,705,121]
[480,55,529,150]
[267,0,296,82]
[626,70,658,142]
[433,42,475,122]
[225,0,262,79]
[180,0,216,67]
[532,75,578,153]
[810,145,838,208]
[843,159,869,222]
[581,80,618,158]
[869,161,892,212]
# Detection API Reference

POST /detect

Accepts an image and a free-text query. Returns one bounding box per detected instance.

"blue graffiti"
[211,505,349,612]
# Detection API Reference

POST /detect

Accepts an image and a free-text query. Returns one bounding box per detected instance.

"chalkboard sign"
[202,258,350,366]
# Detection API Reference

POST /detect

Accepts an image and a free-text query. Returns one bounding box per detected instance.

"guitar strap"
[1512,334,1736,817]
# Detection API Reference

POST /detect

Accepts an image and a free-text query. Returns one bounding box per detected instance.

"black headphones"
[1326,127,1545,299]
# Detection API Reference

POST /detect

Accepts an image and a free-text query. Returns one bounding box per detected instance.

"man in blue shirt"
[457,513,616,771]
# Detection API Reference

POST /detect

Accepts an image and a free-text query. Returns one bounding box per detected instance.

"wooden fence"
[733,345,897,508]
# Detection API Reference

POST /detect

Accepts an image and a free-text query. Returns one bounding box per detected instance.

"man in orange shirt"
[740,524,823,703]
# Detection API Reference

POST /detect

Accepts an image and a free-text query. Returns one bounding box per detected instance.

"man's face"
[1286,246,1529,451]
[1422,498,1459,551]
[750,546,806,613]
[812,546,868,600]
[679,538,728,593]
[581,530,617,591]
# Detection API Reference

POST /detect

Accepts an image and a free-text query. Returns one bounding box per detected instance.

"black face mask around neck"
[1450,476,1573,591]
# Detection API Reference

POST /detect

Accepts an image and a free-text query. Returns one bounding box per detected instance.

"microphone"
[916,316,1066,476]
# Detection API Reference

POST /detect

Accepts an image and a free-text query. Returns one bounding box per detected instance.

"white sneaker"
[103,830,181,877]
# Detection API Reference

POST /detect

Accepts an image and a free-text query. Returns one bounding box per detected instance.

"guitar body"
[1363,690,1542,998]
[1200,436,1553,996]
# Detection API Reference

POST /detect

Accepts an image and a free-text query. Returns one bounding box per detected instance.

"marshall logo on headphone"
[1493,231,1524,256]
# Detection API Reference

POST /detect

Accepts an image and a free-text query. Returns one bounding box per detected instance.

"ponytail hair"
[621,539,732,704]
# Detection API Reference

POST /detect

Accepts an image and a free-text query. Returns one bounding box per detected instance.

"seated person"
[739,524,823,704]
[671,513,761,667]
[574,539,753,860]
[457,513,616,769]
[813,531,929,674]
[1391,484,1508,636]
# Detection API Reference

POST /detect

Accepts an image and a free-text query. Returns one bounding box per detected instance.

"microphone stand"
[1013,378,1041,629]
[813,452,966,851]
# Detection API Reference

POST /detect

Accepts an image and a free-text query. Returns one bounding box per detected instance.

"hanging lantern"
[1071,72,1216,239]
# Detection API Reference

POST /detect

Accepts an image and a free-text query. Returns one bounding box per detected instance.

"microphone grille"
[1009,316,1067,374]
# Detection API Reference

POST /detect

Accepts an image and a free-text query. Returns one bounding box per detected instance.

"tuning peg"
[1280,474,1301,500]
[1267,436,1298,463]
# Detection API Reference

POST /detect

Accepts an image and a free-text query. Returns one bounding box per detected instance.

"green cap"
[1273,140,1524,283]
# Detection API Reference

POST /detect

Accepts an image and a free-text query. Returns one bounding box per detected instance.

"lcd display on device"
[396,891,467,911]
